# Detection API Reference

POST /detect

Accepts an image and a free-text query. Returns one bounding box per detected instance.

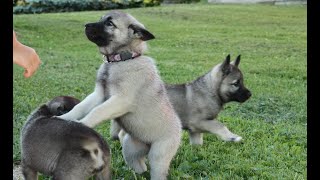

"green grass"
[13,3,306,179]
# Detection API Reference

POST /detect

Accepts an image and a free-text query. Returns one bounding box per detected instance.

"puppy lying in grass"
[20,96,111,180]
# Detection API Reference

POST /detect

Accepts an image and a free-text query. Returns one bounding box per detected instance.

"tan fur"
[58,11,181,180]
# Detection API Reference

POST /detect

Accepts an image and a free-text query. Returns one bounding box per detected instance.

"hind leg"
[21,164,38,180]
[148,137,181,180]
[188,132,203,145]
[121,133,149,174]
[110,119,121,140]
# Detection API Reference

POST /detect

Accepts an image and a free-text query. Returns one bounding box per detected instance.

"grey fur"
[58,11,181,180]
[20,96,111,180]
[111,55,251,145]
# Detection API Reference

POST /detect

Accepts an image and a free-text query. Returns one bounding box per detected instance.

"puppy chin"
[99,47,109,56]
[238,96,250,103]
[228,95,246,103]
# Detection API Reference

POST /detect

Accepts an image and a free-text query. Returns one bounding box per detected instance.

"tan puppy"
[58,11,181,180]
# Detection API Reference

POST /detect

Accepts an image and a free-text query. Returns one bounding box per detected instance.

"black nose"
[85,23,99,36]
[85,23,95,28]
[247,91,252,97]
[84,23,101,29]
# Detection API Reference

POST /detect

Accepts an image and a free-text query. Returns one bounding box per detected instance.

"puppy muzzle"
[85,22,109,46]
[238,89,252,103]
[92,164,105,174]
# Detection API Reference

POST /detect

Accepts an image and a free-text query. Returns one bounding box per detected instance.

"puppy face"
[84,11,155,55]
[218,55,252,103]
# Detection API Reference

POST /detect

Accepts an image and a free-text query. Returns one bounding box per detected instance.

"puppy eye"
[105,21,114,27]
[232,80,240,86]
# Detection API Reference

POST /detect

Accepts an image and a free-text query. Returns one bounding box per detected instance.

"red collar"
[103,51,141,63]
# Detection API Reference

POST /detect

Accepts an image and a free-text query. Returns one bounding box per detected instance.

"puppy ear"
[56,105,66,116]
[129,24,155,41]
[221,54,231,75]
[231,55,241,67]
[37,104,52,116]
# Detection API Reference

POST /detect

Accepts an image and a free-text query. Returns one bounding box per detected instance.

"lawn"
[13,3,306,179]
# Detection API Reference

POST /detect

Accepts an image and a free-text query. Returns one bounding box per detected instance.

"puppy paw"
[221,135,242,142]
[189,133,203,145]
[54,115,80,123]
[230,136,242,142]
[132,161,147,174]
[190,140,203,145]
[56,114,69,120]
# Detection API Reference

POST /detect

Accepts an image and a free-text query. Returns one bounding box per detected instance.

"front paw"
[221,134,243,142]
[230,136,242,142]
[57,114,73,121]
[54,115,80,122]
[52,115,66,120]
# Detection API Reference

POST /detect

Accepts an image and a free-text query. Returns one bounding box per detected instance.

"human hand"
[13,31,41,78]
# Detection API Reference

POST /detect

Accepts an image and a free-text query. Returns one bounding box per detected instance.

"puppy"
[111,55,251,145]
[58,11,181,180]
[20,96,111,180]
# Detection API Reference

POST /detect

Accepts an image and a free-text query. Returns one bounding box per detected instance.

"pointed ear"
[231,55,241,67]
[221,54,231,75]
[129,24,155,41]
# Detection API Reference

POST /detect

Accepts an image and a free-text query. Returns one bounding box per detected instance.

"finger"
[24,69,33,78]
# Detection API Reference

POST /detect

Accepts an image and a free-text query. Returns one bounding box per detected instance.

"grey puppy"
[21,96,111,180]
[58,11,181,180]
[111,54,251,145]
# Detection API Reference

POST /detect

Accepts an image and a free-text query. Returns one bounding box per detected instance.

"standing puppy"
[58,11,181,180]
[21,96,111,180]
[166,55,251,145]
[110,55,251,145]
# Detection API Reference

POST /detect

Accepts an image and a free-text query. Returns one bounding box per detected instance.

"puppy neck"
[99,39,148,56]
[206,63,227,105]
[103,51,141,63]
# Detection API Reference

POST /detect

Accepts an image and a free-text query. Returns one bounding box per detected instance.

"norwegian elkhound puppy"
[111,54,251,145]
[20,96,111,180]
[58,11,181,180]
